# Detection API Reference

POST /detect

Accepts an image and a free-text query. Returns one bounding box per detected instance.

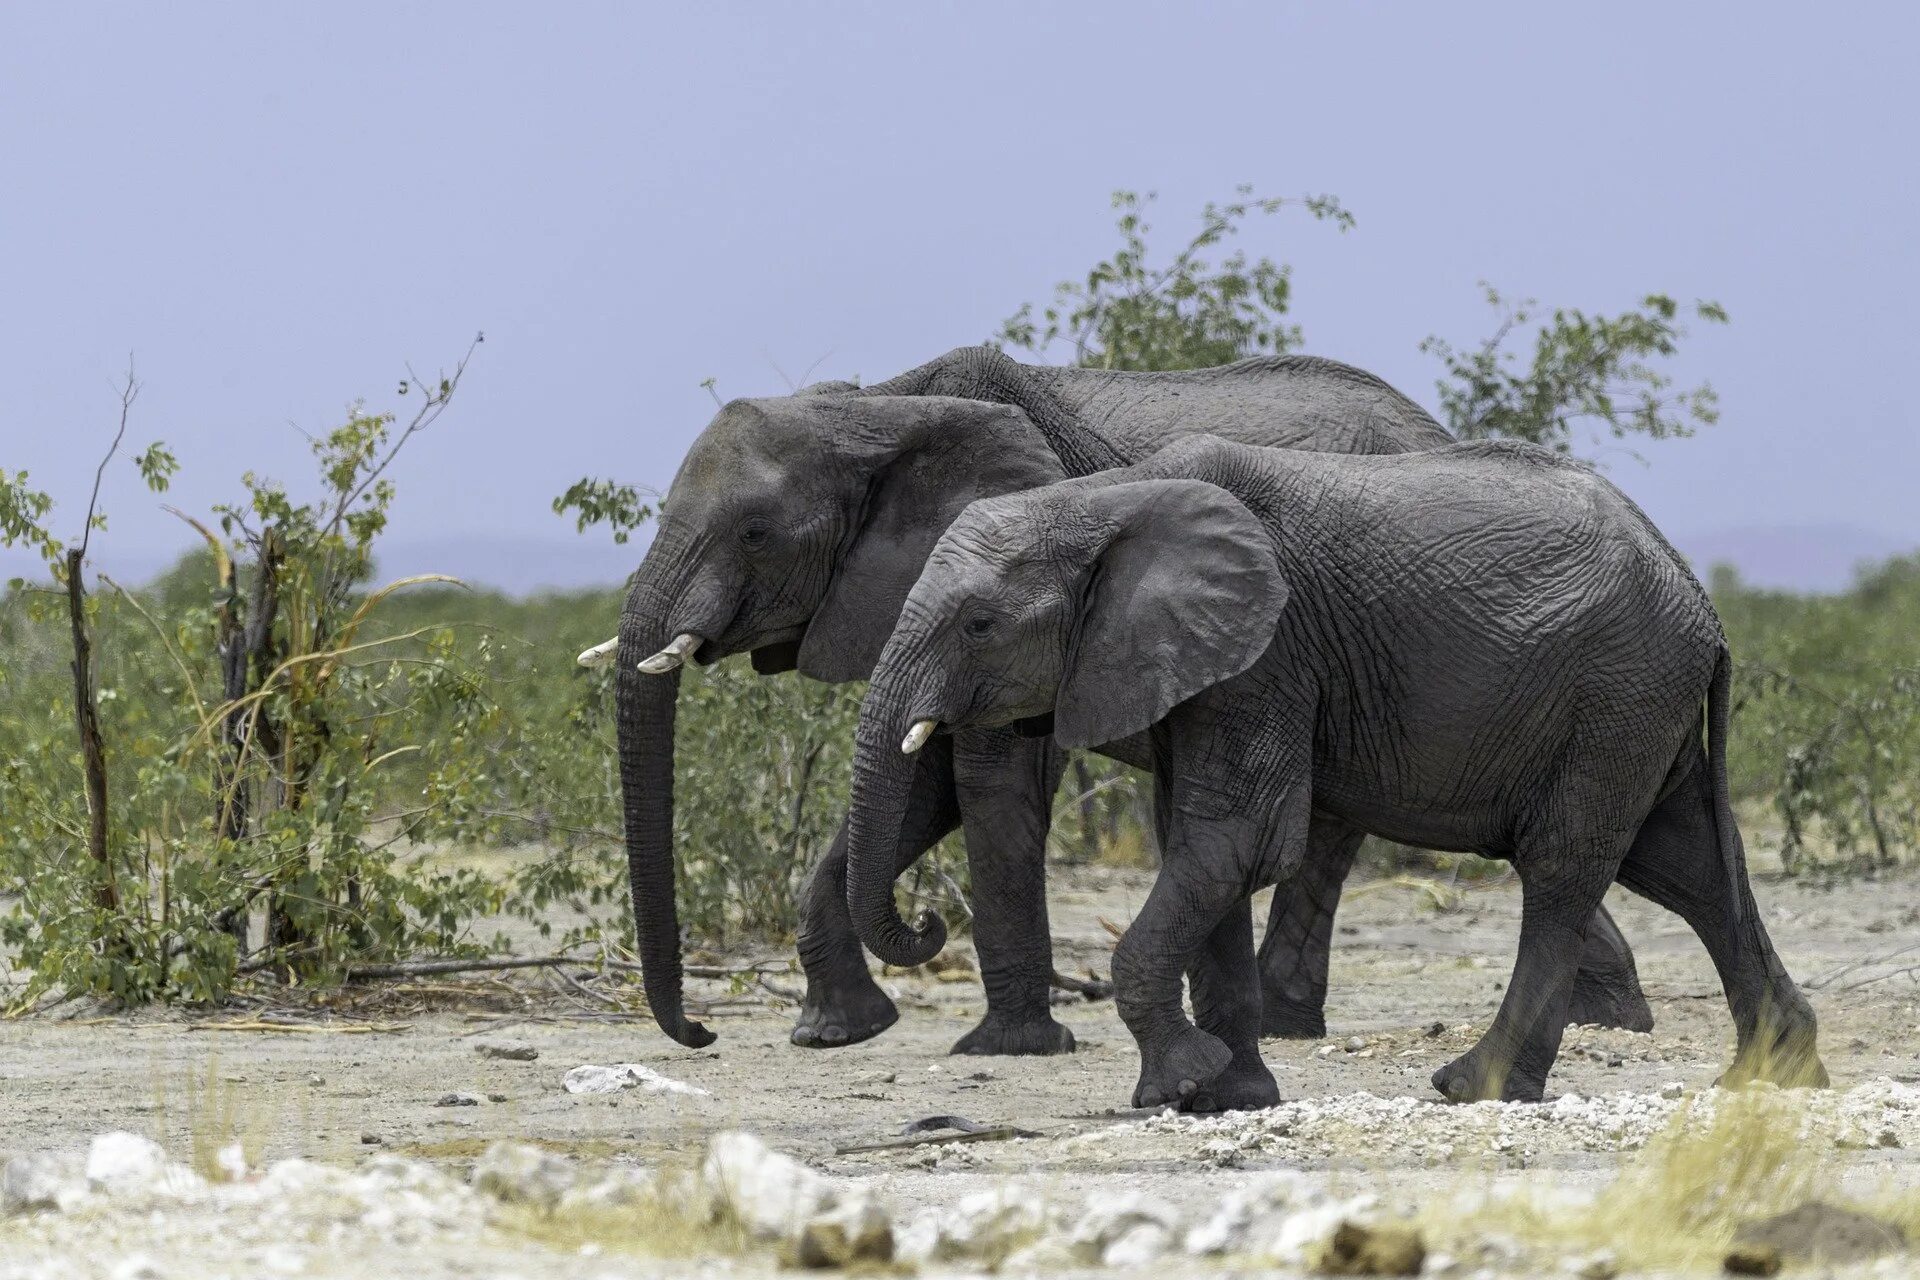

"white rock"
[85,1133,203,1199]
[927,1184,1051,1261]
[1185,1171,1320,1255]
[790,1185,894,1267]
[86,1133,167,1187]
[3,1152,83,1215]
[562,1063,709,1096]
[1068,1190,1178,1265]
[213,1142,249,1183]
[892,1208,944,1265]
[108,1255,163,1280]
[1258,1194,1379,1267]
[1103,1221,1174,1267]
[472,1141,576,1209]
[702,1132,834,1238]
[257,1244,308,1275]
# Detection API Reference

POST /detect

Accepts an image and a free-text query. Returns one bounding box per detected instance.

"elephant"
[595,344,1651,1056]
[843,433,1826,1108]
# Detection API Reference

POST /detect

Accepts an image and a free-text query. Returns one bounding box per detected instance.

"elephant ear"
[798,398,1065,683]
[1054,479,1288,749]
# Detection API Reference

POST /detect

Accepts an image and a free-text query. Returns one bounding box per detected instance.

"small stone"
[1425,1022,1446,1038]
[856,1070,897,1085]
[1732,1201,1904,1266]
[475,1041,539,1062]
[359,1133,383,1145]
[790,1187,894,1268]
[435,1091,485,1107]
[1607,1056,1624,1068]
[1316,1220,1426,1275]
[1723,1243,1782,1276]
[487,1092,509,1103]
[1879,1128,1902,1149]
[306,1074,324,1087]
[1564,1248,1619,1278]
[1660,1082,1686,1099]
[1317,1044,1339,1058]
[1346,1036,1369,1053]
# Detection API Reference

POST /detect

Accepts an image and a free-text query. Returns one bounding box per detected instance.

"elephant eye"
[962,610,998,640]
[738,517,774,550]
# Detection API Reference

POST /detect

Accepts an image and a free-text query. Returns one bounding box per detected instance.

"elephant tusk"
[637,633,702,675]
[576,637,620,668]
[900,719,938,755]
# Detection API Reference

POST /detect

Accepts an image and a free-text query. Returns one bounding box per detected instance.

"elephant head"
[845,476,1288,967]
[604,392,1064,1046]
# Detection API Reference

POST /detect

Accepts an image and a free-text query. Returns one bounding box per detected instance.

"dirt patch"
[5,868,1920,1276]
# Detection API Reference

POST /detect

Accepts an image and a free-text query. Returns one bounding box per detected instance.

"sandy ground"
[4,864,1920,1277]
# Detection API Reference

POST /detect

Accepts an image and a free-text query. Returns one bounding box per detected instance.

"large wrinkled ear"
[1054,479,1287,749]
[798,397,1065,683]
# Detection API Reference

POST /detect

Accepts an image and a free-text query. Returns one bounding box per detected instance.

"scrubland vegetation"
[1,189,1909,1007]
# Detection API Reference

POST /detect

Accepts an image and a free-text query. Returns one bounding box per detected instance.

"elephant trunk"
[845,675,947,968]
[615,568,716,1048]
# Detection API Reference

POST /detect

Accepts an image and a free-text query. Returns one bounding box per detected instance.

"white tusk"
[637,633,702,675]
[900,719,938,755]
[576,637,620,668]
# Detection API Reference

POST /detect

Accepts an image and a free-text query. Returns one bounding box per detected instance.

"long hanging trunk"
[844,681,946,968]
[615,578,714,1047]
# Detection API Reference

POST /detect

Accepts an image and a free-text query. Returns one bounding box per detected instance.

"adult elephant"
[599,345,1652,1052]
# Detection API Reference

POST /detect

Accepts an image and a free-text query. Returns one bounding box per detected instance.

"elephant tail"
[1706,645,1744,926]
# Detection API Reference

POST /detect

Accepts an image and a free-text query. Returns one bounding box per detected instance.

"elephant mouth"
[702,622,805,666]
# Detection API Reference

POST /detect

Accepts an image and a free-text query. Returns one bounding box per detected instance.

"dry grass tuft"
[491,1164,753,1261]
[1429,1087,1831,1271]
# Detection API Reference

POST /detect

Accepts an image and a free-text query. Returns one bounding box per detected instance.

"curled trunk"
[615,583,713,1047]
[844,683,947,968]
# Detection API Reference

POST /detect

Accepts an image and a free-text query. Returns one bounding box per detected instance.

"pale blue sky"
[3,3,1915,590]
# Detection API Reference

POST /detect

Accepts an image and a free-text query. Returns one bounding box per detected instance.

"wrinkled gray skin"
[846,435,1826,1107]
[614,346,1649,1055]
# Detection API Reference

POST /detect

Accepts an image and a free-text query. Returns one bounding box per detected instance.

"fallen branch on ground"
[188,1019,412,1034]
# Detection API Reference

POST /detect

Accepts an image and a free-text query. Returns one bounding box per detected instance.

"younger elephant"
[845,435,1826,1108]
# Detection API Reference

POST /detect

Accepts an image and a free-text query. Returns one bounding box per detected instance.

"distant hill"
[7,523,1914,598]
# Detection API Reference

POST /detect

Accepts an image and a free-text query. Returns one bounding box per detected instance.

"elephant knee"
[1110,929,1167,1016]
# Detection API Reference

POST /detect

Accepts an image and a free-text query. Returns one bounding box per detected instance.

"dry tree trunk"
[65,549,118,916]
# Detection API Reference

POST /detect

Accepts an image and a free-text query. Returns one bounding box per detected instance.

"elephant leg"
[792,738,960,1048]
[1432,826,1626,1104]
[1565,902,1655,1032]
[1614,752,1826,1088]
[1256,814,1364,1039]
[948,728,1076,1056]
[1186,895,1280,1112]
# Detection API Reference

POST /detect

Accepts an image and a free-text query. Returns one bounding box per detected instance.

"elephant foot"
[1131,1024,1233,1109]
[1718,1020,1829,1091]
[951,1011,1076,1057]
[1565,972,1655,1033]
[1431,1047,1547,1104]
[1183,1057,1280,1114]
[1258,993,1327,1041]
[790,976,898,1049]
